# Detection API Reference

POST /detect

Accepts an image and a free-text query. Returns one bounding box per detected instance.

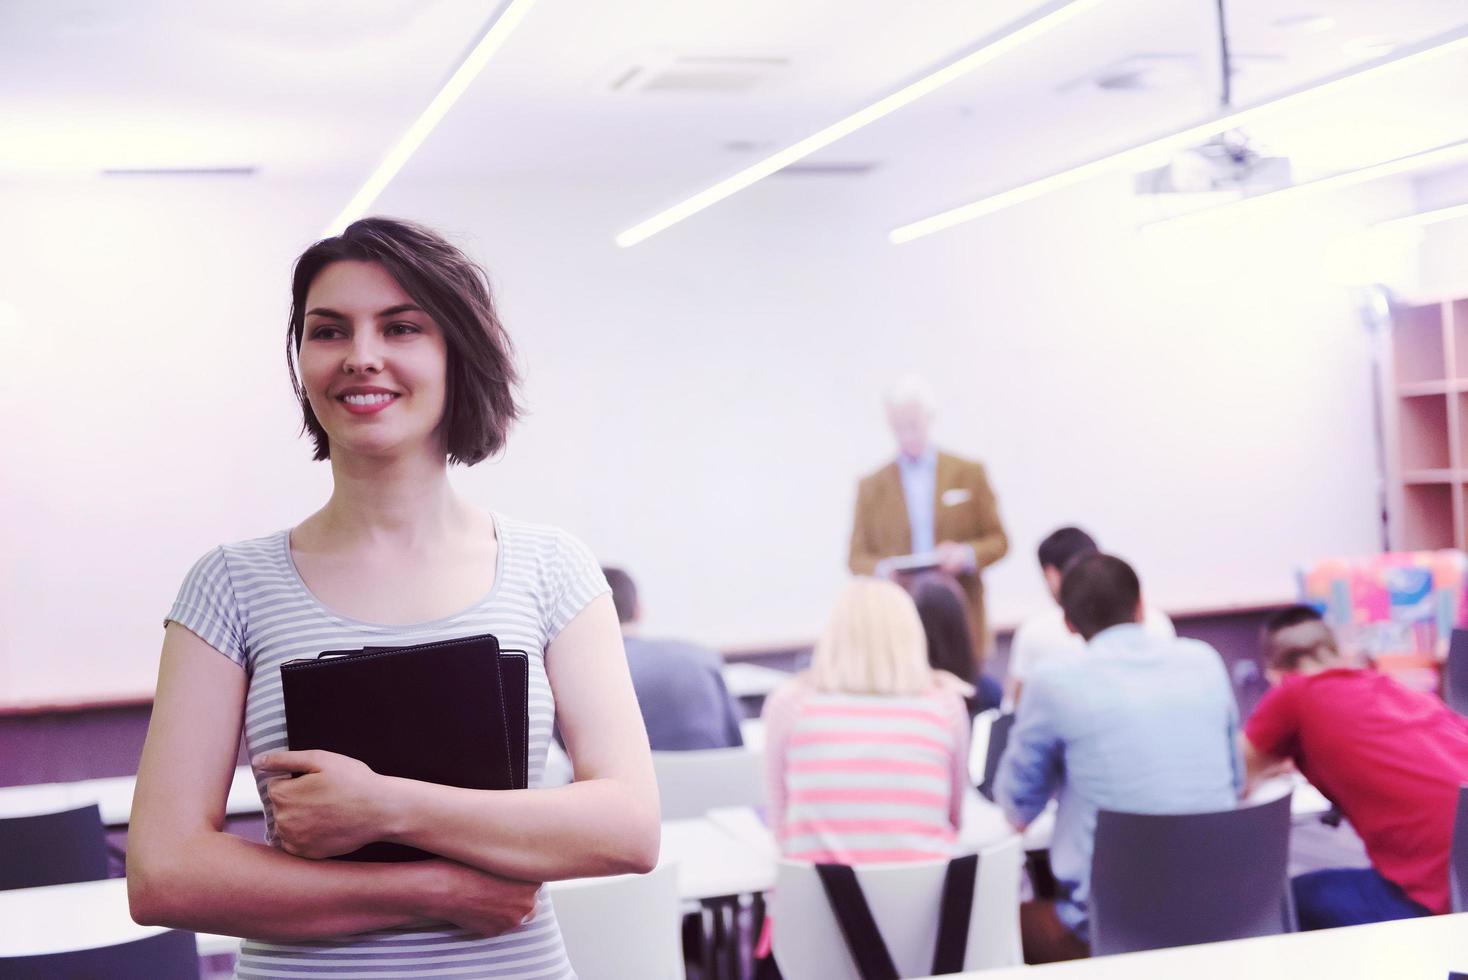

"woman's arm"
[286,594,659,881]
[760,680,801,842]
[127,624,537,941]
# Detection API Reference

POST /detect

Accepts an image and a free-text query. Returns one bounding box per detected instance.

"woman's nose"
[344,333,383,374]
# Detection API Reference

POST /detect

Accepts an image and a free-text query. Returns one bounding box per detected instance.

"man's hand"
[255,750,391,859]
[934,541,976,575]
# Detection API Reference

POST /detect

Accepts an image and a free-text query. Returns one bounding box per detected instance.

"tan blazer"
[848,451,1008,660]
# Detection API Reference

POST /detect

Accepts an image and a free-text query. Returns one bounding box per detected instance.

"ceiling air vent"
[773,161,880,177]
[603,53,790,95]
[101,167,258,177]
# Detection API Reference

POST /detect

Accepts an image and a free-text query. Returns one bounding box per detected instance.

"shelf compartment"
[1455,300,1468,379]
[1393,303,1446,385]
[1400,483,1455,550]
[1398,393,1451,471]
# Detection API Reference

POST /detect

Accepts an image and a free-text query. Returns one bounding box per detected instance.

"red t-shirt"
[1245,668,1468,913]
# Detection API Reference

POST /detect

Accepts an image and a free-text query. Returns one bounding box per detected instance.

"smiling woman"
[125,218,659,980]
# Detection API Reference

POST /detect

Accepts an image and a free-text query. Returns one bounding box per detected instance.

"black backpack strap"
[931,853,978,975]
[814,863,900,980]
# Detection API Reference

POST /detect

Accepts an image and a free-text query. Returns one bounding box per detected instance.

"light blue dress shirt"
[897,447,937,554]
[995,623,1242,938]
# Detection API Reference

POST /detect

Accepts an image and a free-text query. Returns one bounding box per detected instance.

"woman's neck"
[312,445,470,551]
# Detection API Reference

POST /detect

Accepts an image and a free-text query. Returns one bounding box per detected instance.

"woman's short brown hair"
[286,217,520,465]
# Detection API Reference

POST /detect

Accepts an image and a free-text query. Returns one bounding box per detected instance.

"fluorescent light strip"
[1374,200,1468,231]
[614,0,1107,248]
[325,0,540,236]
[1139,139,1468,232]
[890,20,1468,244]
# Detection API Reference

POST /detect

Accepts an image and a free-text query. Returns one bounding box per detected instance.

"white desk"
[0,767,262,825]
[659,816,777,900]
[547,816,776,902]
[739,717,766,753]
[4,815,775,964]
[0,878,238,959]
[911,912,1468,980]
[723,662,791,700]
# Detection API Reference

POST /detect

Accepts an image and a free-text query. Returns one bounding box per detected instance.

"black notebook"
[279,632,529,862]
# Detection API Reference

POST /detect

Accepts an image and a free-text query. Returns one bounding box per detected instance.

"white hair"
[884,374,937,415]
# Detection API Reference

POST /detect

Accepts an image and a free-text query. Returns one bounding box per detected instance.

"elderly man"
[848,375,1008,660]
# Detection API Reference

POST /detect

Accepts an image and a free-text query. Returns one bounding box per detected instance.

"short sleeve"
[1244,680,1301,761]
[164,546,247,669]
[544,530,611,641]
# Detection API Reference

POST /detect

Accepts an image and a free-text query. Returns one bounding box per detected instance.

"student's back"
[762,578,970,864]
[764,681,968,863]
[623,635,744,750]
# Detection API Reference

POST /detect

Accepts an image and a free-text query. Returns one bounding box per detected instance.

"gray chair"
[977,712,1015,802]
[1090,793,1294,956]
[1452,785,1468,913]
[1445,629,1468,717]
[0,930,199,979]
[0,804,108,890]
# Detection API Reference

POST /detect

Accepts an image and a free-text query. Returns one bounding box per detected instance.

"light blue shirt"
[897,447,937,554]
[995,623,1242,938]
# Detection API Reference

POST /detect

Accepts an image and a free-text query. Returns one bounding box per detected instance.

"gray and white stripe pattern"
[166,514,608,979]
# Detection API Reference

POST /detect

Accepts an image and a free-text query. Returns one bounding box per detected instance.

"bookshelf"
[1385,295,1468,549]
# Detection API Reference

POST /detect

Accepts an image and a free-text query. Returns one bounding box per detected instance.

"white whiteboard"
[0,172,1392,704]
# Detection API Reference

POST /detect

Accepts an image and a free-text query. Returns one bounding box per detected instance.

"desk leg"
[699,903,719,980]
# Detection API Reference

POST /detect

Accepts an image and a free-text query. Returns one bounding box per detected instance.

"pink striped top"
[762,679,970,864]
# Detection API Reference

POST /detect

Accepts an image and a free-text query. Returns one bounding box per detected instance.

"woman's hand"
[419,860,541,937]
[255,750,392,859]
[931,669,977,699]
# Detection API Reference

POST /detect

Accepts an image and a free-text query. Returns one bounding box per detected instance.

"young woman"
[762,577,971,865]
[128,218,659,979]
[907,571,1003,716]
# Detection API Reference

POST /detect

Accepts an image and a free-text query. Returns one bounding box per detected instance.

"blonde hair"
[809,578,934,695]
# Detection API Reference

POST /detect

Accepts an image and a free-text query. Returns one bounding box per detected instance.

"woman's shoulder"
[494,513,598,567]
[178,530,287,577]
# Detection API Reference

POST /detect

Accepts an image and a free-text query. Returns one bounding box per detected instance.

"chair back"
[653,747,763,819]
[549,861,682,980]
[0,803,108,890]
[977,712,1015,802]
[1452,785,1468,913]
[0,929,199,979]
[772,835,1023,979]
[1090,793,1294,956]
[1446,630,1468,717]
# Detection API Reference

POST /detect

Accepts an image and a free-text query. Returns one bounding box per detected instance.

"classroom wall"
[1,168,1406,703]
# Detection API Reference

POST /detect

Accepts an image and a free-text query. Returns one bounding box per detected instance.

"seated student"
[1006,526,1175,705]
[604,566,744,751]
[996,553,1241,963]
[1242,605,1468,930]
[908,571,1003,715]
[762,577,971,864]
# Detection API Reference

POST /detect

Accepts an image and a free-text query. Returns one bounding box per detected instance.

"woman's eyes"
[307,323,422,340]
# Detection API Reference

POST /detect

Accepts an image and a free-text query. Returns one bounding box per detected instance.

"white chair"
[549,861,683,980]
[653,747,764,819]
[771,835,1024,980]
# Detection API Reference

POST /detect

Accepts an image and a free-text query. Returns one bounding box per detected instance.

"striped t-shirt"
[761,681,969,864]
[164,513,608,979]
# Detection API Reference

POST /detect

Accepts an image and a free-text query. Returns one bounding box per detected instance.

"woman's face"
[298,260,449,461]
